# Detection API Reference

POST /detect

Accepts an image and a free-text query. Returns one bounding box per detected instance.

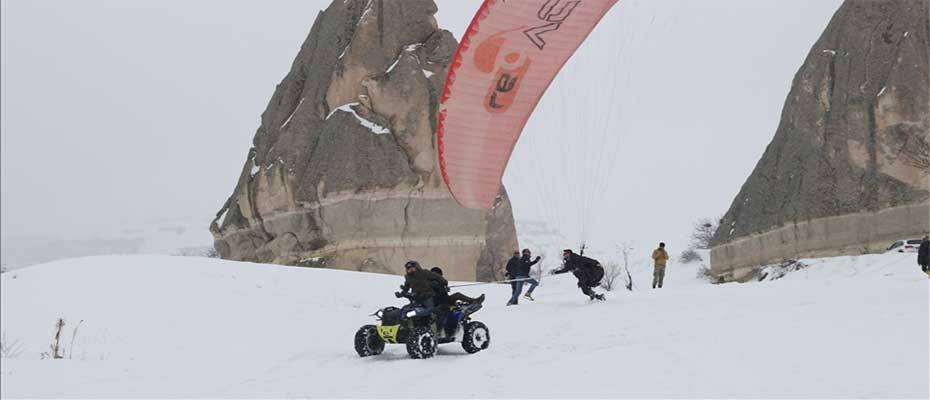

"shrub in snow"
[173,246,219,258]
[679,248,702,264]
[1,331,24,359]
[298,257,327,269]
[755,259,809,281]
[67,320,84,359]
[696,264,723,284]
[37,317,84,360]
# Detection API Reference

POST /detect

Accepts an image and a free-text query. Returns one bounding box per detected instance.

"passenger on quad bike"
[395,261,444,317]
[429,267,485,307]
[553,249,606,301]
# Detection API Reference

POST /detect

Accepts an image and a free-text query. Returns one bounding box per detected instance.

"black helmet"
[430,267,444,276]
[404,260,421,270]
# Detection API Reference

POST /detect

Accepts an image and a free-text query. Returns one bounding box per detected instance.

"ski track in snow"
[1,252,927,397]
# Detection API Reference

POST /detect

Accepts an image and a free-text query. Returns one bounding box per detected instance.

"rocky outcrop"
[711,0,929,281]
[210,0,518,281]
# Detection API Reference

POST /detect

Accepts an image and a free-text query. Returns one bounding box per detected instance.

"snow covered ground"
[1,252,927,397]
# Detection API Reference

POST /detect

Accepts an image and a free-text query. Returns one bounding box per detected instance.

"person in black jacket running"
[552,249,606,301]
[505,249,541,305]
[918,235,930,276]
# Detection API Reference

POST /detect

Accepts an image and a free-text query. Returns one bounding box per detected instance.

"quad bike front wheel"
[406,326,437,359]
[462,321,490,354]
[354,325,385,357]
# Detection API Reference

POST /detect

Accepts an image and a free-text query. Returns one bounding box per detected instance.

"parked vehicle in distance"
[885,239,922,253]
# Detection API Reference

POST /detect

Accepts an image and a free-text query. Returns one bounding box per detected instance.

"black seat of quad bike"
[381,307,404,325]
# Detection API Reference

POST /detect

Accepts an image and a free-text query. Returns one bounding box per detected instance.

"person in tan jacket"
[652,242,669,289]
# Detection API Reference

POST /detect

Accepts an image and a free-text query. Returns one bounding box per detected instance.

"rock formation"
[210,0,518,281]
[711,0,929,281]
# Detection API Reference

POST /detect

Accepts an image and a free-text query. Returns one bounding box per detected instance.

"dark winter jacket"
[402,268,447,301]
[432,274,453,305]
[555,253,601,273]
[508,255,540,277]
[505,256,521,278]
[554,253,604,285]
[918,239,930,267]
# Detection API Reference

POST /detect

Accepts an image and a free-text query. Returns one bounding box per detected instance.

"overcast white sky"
[1,0,842,256]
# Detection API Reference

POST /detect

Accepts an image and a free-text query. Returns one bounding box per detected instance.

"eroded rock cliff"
[711,0,929,279]
[210,0,518,281]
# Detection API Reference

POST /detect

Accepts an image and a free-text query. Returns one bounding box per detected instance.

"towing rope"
[448,276,537,288]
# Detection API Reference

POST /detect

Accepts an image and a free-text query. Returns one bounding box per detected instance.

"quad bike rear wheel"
[406,326,437,359]
[462,321,490,354]
[354,325,385,357]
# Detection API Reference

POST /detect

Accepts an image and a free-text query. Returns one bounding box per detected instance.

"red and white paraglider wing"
[438,0,618,210]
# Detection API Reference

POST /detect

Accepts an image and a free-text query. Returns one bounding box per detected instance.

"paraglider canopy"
[438,0,619,210]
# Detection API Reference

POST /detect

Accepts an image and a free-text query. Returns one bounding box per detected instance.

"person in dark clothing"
[552,249,606,301]
[505,249,541,305]
[429,267,485,306]
[396,261,445,317]
[918,236,930,276]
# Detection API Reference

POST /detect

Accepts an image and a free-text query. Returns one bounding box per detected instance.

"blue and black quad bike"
[354,293,490,359]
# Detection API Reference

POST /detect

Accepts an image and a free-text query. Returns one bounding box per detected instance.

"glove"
[394,291,404,298]
[535,256,542,262]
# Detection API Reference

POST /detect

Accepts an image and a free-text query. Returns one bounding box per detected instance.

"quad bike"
[354,293,490,359]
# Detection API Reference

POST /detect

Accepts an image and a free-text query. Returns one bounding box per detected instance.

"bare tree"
[50,318,65,359]
[613,242,635,291]
[690,217,719,249]
[600,261,624,291]
[896,127,930,170]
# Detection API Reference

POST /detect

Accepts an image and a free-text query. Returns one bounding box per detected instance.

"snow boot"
[506,300,517,306]
[588,293,606,301]
[523,293,535,301]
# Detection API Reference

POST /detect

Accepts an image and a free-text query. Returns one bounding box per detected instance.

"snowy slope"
[1,253,927,397]
[0,216,214,272]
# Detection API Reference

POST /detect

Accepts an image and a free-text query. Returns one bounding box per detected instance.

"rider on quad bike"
[395,261,445,317]
[429,267,485,308]
[355,261,491,359]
